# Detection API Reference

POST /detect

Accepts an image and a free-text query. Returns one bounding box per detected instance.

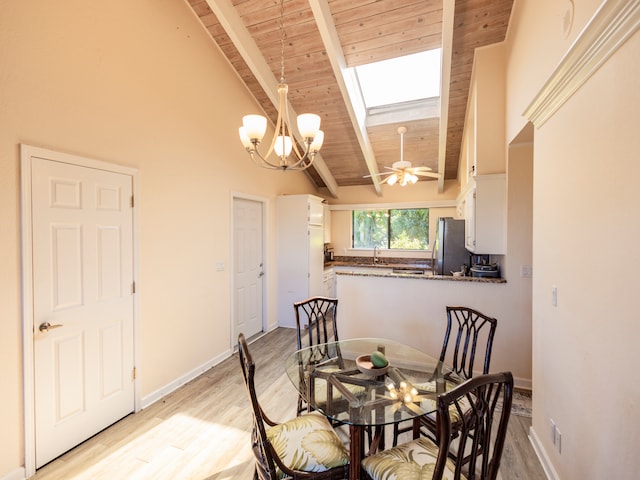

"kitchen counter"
[334,268,505,283]
[325,259,505,283]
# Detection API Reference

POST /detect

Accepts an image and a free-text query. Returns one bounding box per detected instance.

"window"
[354,50,441,109]
[352,208,429,250]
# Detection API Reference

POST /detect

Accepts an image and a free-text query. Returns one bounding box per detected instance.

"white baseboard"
[140,348,231,409]
[0,467,26,480]
[514,375,532,391]
[529,425,559,480]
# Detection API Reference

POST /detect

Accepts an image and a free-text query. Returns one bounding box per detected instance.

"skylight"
[355,49,441,108]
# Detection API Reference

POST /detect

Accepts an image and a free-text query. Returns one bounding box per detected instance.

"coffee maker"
[324,245,334,263]
[469,254,500,278]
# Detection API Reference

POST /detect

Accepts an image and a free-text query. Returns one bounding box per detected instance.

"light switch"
[216,262,225,272]
[551,286,558,307]
[521,265,532,278]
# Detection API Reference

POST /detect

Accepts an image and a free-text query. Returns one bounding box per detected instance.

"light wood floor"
[33,328,547,480]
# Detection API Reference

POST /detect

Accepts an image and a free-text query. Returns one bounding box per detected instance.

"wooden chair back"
[238,333,350,480]
[442,306,497,379]
[237,333,278,479]
[435,371,514,480]
[294,296,339,350]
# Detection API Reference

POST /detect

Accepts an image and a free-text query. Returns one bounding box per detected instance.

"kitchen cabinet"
[323,269,335,298]
[323,203,331,244]
[463,174,506,254]
[277,194,325,327]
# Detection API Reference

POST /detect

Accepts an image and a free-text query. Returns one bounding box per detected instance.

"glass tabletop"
[285,338,465,427]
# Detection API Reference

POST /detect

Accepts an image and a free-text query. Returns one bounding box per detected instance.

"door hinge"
[132,367,137,380]
[131,195,134,208]
[132,281,136,294]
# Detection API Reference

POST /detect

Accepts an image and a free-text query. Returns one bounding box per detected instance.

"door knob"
[39,322,64,332]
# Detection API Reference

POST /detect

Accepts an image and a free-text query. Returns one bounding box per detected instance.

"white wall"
[0,0,317,476]
[505,0,640,478]
[336,274,531,387]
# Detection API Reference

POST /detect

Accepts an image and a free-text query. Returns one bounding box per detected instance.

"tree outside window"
[352,208,429,250]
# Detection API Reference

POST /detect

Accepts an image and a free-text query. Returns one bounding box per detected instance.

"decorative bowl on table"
[356,354,390,376]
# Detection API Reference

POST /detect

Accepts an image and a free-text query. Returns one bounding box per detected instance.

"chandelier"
[238,0,324,171]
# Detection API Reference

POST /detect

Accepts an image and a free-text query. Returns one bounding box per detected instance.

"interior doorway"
[21,145,139,476]
[231,194,266,345]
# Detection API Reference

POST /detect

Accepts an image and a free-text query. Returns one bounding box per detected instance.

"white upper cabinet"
[323,203,331,243]
[463,174,506,254]
[308,197,324,226]
[457,44,507,254]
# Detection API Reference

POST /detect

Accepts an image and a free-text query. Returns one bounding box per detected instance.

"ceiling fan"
[366,126,441,186]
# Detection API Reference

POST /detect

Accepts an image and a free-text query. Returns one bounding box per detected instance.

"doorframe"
[230,192,269,350]
[20,144,141,477]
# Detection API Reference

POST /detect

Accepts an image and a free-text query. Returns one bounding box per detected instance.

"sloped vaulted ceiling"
[187,0,513,197]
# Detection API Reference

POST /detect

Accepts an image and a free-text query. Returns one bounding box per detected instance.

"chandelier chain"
[279,0,286,83]
[237,0,323,171]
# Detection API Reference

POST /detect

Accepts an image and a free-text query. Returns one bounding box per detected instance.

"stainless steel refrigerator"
[433,217,470,275]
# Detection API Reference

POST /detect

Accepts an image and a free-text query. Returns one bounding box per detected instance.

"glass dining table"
[284,338,465,480]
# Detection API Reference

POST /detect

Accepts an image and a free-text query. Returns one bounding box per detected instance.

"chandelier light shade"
[238,0,323,171]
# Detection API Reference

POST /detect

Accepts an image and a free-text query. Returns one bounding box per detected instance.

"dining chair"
[362,371,514,480]
[294,296,339,350]
[294,296,340,415]
[393,306,498,446]
[237,333,350,480]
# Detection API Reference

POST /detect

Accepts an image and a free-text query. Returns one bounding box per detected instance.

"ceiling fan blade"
[363,171,393,178]
[415,171,441,178]
[409,166,433,172]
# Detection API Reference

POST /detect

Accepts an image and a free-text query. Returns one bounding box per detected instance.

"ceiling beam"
[437,0,455,193]
[309,0,384,197]
[205,0,339,197]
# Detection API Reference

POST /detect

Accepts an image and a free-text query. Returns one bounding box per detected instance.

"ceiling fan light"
[297,113,321,139]
[310,130,324,152]
[242,115,267,141]
[410,174,418,184]
[387,174,398,186]
[274,135,293,157]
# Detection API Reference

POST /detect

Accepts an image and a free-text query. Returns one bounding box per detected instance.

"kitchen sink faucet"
[373,246,381,264]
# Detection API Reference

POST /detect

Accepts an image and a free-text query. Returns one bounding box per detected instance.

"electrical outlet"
[551,285,558,307]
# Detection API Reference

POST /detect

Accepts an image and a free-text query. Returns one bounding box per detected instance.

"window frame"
[351,207,430,251]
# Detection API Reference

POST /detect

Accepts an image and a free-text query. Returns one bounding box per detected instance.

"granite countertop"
[324,256,506,284]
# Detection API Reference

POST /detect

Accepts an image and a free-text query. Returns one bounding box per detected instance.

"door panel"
[31,157,134,467]
[233,198,264,340]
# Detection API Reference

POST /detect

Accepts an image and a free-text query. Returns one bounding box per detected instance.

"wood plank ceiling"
[187,0,513,198]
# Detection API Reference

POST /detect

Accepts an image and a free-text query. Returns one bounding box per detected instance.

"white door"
[233,197,264,340]
[31,157,135,467]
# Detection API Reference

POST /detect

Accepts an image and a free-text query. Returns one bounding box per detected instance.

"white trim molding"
[0,467,26,480]
[141,349,230,409]
[529,426,560,480]
[20,144,140,478]
[524,0,640,127]
[330,200,457,211]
